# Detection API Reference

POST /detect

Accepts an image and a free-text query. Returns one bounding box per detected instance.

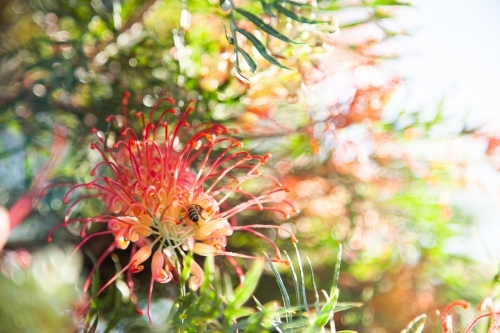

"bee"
[187,204,205,223]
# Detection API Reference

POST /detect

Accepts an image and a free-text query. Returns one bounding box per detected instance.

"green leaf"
[372,0,412,6]
[333,302,363,312]
[236,28,291,70]
[200,255,216,294]
[252,295,265,311]
[87,314,99,333]
[314,288,339,328]
[307,257,320,315]
[400,314,427,333]
[258,0,276,17]
[312,301,363,329]
[235,45,257,73]
[294,243,309,316]
[332,243,342,293]
[234,8,299,44]
[273,2,328,24]
[233,260,264,308]
[233,47,249,80]
[314,243,343,328]
[284,251,303,317]
[278,317,315,330]
[230,15,250,80]
[264,252,291,322]
[180,251,193,287]
[223,273,235,305]
[233,308,257,319]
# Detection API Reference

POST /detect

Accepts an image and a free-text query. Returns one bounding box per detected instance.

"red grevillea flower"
[52,93,297,321]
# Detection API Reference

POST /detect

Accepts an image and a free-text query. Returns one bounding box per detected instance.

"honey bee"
[187,204,205,223]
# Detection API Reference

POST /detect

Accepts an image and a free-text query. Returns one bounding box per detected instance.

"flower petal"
[193,243,218,256]
[202,231,227,249]
[128,224,153,242]
[188,260,204,290]
[151,251,171,283]
[130,246,152,273]
[194,218,233,239]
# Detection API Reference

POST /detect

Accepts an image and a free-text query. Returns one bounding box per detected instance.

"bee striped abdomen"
[187,204,203,223]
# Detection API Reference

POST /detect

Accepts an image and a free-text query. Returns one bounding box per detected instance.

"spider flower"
[54,94,296,320]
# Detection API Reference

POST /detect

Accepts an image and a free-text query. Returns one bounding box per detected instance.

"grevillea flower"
[52,93,297,322]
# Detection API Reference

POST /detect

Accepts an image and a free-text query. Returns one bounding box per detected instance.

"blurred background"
[1,0,500,332]
[389,0,500,265]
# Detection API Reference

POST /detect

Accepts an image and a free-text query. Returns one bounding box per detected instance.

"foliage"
[0,0,497,332]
